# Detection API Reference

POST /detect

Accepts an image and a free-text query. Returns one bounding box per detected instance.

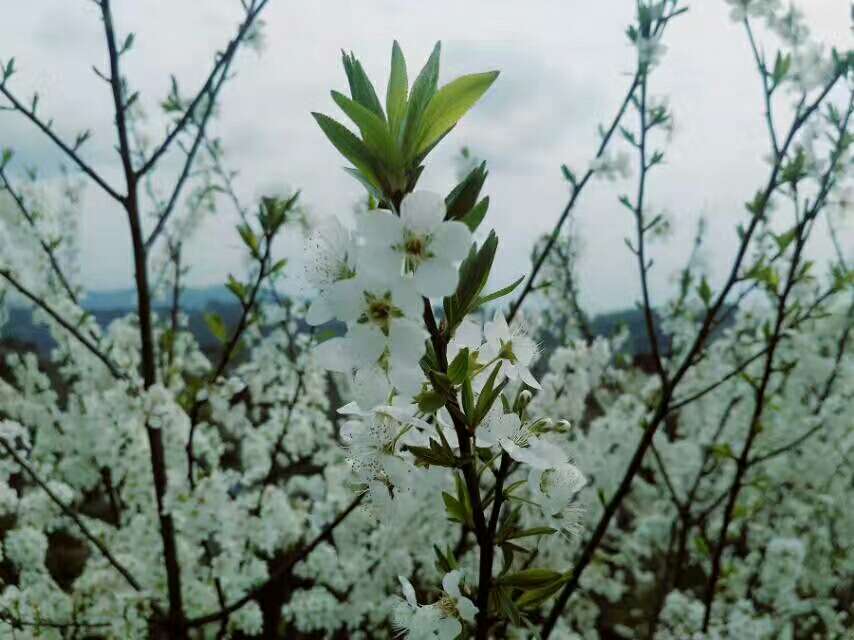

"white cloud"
[1,0,849,311]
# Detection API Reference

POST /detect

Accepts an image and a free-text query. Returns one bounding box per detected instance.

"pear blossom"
[359,191,472,298]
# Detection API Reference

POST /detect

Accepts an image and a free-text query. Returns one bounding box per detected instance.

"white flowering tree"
[0,0,851,639]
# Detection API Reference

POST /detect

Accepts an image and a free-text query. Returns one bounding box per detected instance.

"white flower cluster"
[308,191,471,410]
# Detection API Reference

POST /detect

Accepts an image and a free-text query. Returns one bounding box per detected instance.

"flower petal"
[398,576,418,608]
[352,366,392,410]
[414,259,459,298]
[484,311,511,343]
[358,210,404,246]
[328,279,363,323]
[306,292,334,326]
[431,220,472,262]
[312,337,351,373]
[457,596,478,623]
[389,319,428,364]
[390,279,423,318]
[442,570,463,598]
[347,325,386,366]
[400,191,446,233]
[453,318,482,348]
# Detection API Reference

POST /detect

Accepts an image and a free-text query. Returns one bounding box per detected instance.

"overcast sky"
[1,0,850,312]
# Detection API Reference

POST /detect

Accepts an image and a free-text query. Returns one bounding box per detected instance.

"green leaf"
[312,112,382,188]
[331,90,402,168]
[773,227,797,253]
[472,361,505,428]
[416,389,446,414]
[409,438,458,468]
[497,568,562,589]
[342,167,384,201]
[415,71,500,155]
[341,51,385,119]
[460,196,489,232]
[204,312,227,343]
[226,275,247,302]
[698,276,712,306]
[443,231,497,331]
[461,377,474,419]
[386,41,408,139]
[445,161,488,220]
[402,42,441,158]
[494,586,523,626]
[237,223,260,258]
[693,536,711,557]
[475,275,525,307]
[447,348,470,385]
[0,147,13,169]
[442,491,472,526]
[515,579,566,609]
[504,527,557,541]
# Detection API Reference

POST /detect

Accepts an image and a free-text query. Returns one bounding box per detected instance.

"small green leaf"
[497,568,562,589]
[773,227,797,253]
[475,275,525,307]
[341,51,385,119]
[693,536,711,557]
[409,438,458,468]
[386,41,409,139]
[237,223,260,258]
[442,491,471,526]
[204,312,227,343]
[445,161,487,220]
[312,112,382,188]
[402,42,441,157]
[415,70,499,155]
[460,196,490,232]
[698,276,712,306]
[443,231,497,332]
[472,361,506,428]
[515,579,566,609]
[447,348,470,385]
[226,275,247,302]
[416,389,446,414]
[331,90,402,168]
[504,527,557,541]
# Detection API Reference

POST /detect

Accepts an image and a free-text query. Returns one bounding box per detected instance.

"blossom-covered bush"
[0,0,851,638]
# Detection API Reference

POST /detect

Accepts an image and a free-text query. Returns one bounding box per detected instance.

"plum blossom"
[441,570,477,625]
[313,273,426,401]
[359,191,472,298]
[477,411,569,470]
[635,33,667,68]
[304,216,361,326]
[394,576,465,640]
[724,0,780,22]
[528,464,587,517]
[590,150,632,181]
[481,312,541,389]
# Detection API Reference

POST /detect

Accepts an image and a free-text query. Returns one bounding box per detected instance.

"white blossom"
[359,191,472,298]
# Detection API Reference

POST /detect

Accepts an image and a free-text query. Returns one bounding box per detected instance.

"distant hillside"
[82,285,235,311]
[2,286,673,358]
